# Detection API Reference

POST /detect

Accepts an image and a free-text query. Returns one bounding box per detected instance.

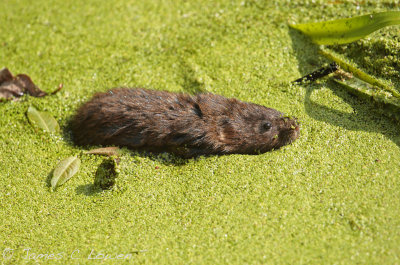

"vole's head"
[219,102,300,154]
[254,110,300,152]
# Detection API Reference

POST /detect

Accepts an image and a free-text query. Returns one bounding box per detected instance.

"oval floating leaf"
[86,147,121,157]
[289,11,400,45]
[27,106,60,132]
[51,156,81,189]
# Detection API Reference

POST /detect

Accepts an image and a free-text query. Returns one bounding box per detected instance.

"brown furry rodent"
[71,88,299,157]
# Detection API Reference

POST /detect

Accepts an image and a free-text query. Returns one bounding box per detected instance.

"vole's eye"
[261,122,272,132]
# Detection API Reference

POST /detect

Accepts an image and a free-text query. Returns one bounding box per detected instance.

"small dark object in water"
[293,62,339,84]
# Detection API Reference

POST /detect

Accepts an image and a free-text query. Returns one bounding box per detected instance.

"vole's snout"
[290,124,300,132]
[281,116,299,129]
[290,119,300,140]
[281,117,300,142]
[291,118,300,132]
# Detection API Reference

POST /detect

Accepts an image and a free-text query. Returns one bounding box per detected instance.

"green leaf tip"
[51,156,81,190]
[27,106,60,133]
[289,11,400,45]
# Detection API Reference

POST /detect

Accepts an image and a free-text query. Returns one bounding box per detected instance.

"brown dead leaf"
[15,74,47,97]
[0,81,24,99]
[0,68,13,84]
[0,89,17,101]
[85,147,121,157]
[50,83,63,95]
[0,68,62,101]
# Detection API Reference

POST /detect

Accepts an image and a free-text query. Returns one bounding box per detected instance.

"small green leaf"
[27,106,60,132]
[51,156,81,190]
[289,11,400,45]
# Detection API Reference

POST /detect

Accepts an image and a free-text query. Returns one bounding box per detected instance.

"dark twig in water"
[292,62,339,84]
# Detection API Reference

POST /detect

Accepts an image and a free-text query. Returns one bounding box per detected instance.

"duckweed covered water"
[1,0,399,264]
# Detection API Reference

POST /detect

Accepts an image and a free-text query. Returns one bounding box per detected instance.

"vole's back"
[72,89,228,156]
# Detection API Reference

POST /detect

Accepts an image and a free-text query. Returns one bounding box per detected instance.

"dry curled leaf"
[50,83,63,95]
[0,67,62,101]
[15,74,47,97]
[0,68,13,83]
[0,68,24,100]
[0,81,24,100]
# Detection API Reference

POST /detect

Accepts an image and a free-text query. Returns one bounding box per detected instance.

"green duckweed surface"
[1,0,399,264]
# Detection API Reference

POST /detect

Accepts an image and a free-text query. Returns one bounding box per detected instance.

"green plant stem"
[320,48,400,99]
[333,78,400,123]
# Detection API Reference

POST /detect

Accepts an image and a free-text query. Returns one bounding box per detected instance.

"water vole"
[71,88,299,157]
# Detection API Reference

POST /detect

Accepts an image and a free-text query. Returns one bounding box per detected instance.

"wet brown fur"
[71,88,299,157]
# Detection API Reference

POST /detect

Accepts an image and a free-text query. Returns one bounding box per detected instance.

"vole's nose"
[289,118,300,132]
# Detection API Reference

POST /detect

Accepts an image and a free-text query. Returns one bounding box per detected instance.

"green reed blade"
[334,77,400,123]
[289,11,400,45]
[320,48,400,99]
